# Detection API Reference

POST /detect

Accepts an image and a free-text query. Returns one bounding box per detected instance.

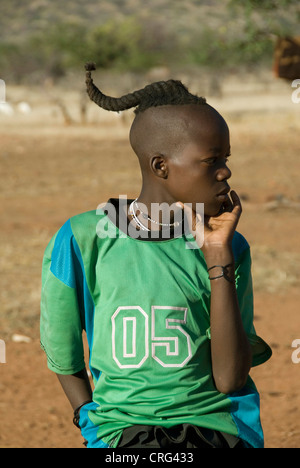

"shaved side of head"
[129,106,188,168]
[129,104,227,173]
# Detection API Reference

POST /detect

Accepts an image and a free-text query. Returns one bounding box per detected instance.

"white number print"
[151,306,192,367]
[112,305,192,369]
[112,306,149,369]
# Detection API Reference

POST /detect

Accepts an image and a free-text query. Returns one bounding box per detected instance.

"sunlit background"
[0,0,300,448]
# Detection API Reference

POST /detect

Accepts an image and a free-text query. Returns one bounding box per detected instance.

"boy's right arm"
[40,220,94,419]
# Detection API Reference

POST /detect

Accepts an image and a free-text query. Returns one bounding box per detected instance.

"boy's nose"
[216,165,232,181]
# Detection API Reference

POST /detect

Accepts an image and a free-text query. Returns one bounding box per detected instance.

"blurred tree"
[86,17,177,71]
[28,21,88,76]
[87,18,143,69]
[224,0,300,67]
[228,0,300,36]
[2,1,300,83]
[229,0,299,9]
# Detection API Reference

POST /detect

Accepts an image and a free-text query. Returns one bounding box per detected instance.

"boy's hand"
[177,190,242,255]
[202,190,242,250]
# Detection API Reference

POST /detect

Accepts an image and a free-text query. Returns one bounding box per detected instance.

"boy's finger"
[230,190,242,216]
[222,196,233,212]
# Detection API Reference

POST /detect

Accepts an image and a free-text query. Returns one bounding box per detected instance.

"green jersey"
[40,199,271,448]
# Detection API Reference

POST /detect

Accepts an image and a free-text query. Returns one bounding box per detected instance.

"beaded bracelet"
[207,263,235,284]
[73,400,93,428]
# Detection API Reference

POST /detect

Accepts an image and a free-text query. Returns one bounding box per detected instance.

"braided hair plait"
[85,63,206,114]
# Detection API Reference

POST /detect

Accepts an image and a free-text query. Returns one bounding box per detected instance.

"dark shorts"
[118,424,246,449]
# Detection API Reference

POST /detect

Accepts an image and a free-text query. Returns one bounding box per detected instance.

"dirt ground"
[0,70,300,448]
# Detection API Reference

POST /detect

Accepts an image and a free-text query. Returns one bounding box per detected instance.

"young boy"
[40,64,272,448]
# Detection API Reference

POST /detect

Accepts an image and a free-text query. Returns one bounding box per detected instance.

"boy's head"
[85,64,231,215]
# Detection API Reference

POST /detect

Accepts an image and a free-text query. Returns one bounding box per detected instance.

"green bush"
[184,27,274,69]
[86,17,176,71]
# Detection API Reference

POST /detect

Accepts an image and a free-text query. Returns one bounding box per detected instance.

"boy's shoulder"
[68,209,100,239]
[45,209,99,252]
[70,209,98,224]
[47,210,100,250]
[232,231,250,263]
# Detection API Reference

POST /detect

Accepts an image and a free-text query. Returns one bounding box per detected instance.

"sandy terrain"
[0,70,300,448]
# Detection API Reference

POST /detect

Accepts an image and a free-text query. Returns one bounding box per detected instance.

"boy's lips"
[216,186,230,201]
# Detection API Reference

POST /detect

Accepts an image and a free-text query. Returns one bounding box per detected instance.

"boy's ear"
[150,155,168,179]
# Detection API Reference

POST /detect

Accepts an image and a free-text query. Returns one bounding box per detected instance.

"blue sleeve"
[40,219,86,374]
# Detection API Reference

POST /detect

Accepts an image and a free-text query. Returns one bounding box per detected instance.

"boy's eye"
[205,158,218,165]
[203,155,231,166]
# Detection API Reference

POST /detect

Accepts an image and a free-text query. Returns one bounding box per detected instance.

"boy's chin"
[205,203,225,218]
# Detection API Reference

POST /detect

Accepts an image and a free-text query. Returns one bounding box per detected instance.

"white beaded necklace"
[129,199,150,231]
[128,198,182,232]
